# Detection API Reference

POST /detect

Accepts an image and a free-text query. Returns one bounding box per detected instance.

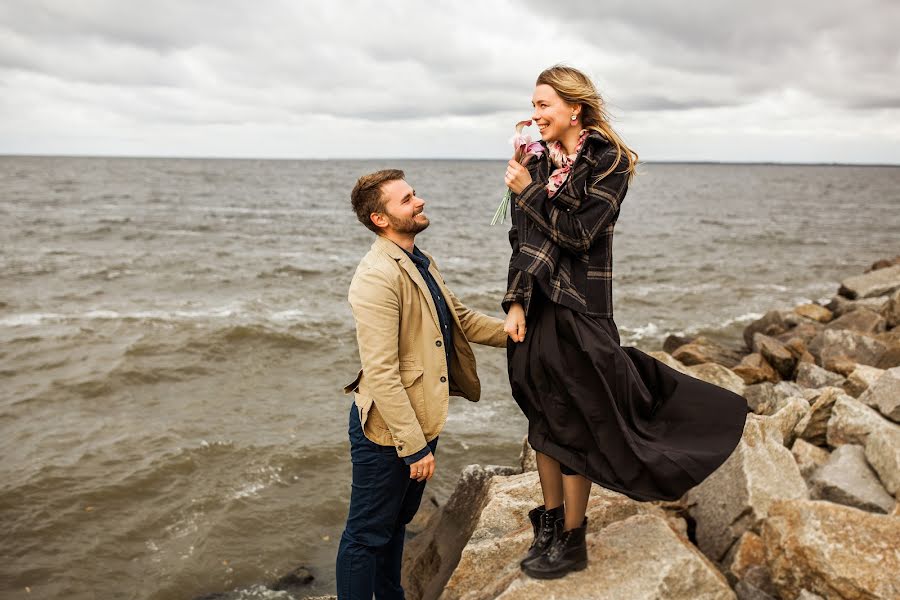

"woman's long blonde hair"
[536,65,638,182]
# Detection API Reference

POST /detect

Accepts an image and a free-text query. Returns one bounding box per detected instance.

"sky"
[1,1,899,163]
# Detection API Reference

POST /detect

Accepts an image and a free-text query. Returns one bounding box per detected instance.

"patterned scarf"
[545,129,589,197]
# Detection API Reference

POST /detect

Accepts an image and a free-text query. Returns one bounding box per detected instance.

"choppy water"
[0,156,897,599]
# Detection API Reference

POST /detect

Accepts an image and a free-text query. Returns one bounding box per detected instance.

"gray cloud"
[0,1,897,162]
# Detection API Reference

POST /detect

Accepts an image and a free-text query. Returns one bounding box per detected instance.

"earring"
[571,114,577,121]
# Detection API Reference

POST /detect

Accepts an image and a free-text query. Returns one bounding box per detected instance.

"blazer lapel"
[373,236,441,331]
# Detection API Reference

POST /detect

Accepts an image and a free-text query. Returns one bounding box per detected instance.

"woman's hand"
[504,302,526,343]
[504,160,532,195]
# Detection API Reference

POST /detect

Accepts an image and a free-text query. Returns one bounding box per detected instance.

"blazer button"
[435,340,442,347]
[440,376,447,383]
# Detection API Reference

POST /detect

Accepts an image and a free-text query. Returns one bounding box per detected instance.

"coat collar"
[371,235,442,331]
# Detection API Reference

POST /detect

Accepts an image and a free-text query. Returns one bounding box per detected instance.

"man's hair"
[350,169,405,233]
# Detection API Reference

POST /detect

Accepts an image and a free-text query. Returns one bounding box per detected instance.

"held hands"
[504,160,532,195]
[409,451,435,482]
[504,302,526,343]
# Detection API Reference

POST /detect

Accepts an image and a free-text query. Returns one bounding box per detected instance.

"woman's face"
[531,84,577,143]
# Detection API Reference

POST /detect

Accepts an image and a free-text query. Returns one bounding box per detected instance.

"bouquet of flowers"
[491,119,545,225]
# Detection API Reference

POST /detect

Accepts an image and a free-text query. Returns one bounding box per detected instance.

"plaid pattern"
[502,132,629,318]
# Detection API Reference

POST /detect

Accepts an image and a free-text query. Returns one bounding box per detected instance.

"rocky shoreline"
[207,257,900,600]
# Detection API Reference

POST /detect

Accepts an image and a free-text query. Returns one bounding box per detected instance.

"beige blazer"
[343,235,507,458]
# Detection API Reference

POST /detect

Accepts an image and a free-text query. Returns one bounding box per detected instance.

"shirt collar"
[403,245,430,270]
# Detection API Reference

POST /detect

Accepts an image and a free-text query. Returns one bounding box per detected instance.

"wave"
[256,265,323,279]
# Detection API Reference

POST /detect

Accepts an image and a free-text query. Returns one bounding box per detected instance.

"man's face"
[376,179,429,235]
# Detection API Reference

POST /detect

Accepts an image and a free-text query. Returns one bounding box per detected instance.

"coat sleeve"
[514,147,628,254]
[502,219,527,313]
[348,265,428,459]
[446,288,507,348]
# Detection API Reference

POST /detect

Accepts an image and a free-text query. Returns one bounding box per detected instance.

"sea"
[1,156,898,599]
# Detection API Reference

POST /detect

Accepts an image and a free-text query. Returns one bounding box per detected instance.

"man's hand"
[504,302,526,343]
[409,452,435,482]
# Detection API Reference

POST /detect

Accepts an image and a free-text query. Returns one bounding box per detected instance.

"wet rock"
[663,334,694,354]
[732,353,779,385]
[687,362,747,395]
[761,499,900,600]
[868,255,900,271]
[795,362,845,389]
[752,334,796,379]
[743,311,788,349]
[843,364,886,397]
[808,444,895,513]
[790,438,831,481]
[808,329,887,368]
[858,366,900,422]
[792,388,843,446]
[825,307,887,335]
[685,418,808,563]
[672,336,744,368]
[793,303,833,323]
[837,263,900,299]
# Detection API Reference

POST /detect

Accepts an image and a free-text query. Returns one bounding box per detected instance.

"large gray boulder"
[483,514,736,600]
[826,394,897,447]
[808,329,887,369]
[858,366,900,422]
[439,473,724,600]
[826,295,890,318]
[795,362,845,389]
[824,307,888,335]
[838,263,900,299]
[684,417,809,563]
[808,444,895,513]
[761,499,900,600]
[402,464,518,600]
[864,426,900,498]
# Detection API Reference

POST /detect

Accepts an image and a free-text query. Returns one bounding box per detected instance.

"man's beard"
[387,212,429,234]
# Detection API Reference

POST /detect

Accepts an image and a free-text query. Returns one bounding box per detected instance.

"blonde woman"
[502,65,747,579]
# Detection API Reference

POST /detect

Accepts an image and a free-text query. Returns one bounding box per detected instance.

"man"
[336,169,507,599]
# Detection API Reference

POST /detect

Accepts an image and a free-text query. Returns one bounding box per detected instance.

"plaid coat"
[502,131,629,318]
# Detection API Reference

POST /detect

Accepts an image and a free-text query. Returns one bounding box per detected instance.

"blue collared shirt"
[401,245,453,465]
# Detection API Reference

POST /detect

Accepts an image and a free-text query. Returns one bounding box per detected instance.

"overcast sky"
[1,1,898,163]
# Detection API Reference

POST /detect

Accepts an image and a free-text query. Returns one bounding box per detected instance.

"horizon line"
[1,152,899,168]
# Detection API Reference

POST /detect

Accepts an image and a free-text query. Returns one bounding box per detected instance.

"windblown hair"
[350,169,405,233]
[536,65,638,182]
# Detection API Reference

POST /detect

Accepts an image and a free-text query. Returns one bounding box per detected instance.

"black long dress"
[508,286,749,502]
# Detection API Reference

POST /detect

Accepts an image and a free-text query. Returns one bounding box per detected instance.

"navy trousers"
[335,403,438,600]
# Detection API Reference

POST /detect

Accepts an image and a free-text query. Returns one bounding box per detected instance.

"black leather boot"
[521,517,588,579]
[519,504,564,568]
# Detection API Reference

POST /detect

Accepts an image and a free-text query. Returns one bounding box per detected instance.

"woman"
[501,65,748,580]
